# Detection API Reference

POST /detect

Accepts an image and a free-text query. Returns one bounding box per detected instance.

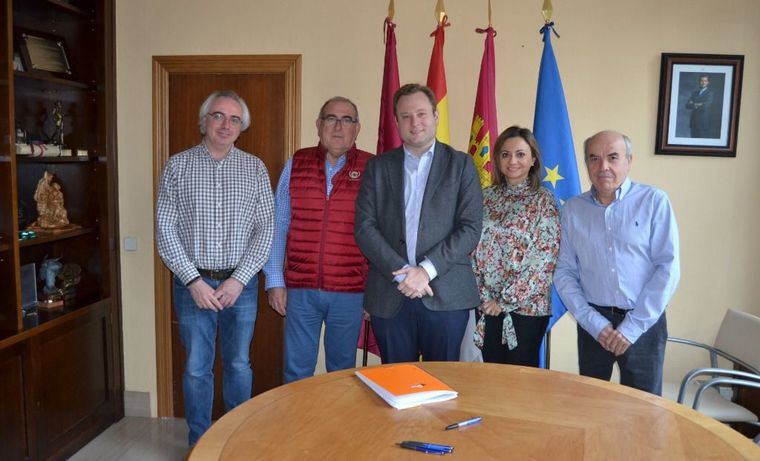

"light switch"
[124,236,138,252]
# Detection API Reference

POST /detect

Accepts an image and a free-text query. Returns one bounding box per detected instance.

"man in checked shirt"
[156,90,274,446]
[263,96,372,383]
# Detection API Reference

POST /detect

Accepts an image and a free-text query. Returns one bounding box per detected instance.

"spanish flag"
[468,26,498,188]
[426,2,450,144]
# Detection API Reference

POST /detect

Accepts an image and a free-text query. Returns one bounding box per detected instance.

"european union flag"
[533,23,581,368]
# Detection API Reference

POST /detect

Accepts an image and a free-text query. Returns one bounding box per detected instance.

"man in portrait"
[685,75,714,138]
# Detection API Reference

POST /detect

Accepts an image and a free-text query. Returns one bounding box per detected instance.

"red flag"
[426,18,451,144]
[468,27,498,188]
[376,17,401,154]
[358,14,402,360]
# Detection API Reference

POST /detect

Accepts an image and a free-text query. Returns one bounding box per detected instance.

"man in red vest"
[264,97,373,383]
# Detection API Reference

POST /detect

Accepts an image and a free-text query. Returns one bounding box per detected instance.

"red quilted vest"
[285,144,372,292]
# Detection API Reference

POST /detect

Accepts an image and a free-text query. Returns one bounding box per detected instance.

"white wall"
[115,0,760,416]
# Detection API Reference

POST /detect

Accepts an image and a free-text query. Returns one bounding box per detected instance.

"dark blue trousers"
[371,298,469,363]
[577,305,667,396]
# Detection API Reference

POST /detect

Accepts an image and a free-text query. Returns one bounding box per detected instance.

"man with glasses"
[156,90,274,446]
[264,96,372,382]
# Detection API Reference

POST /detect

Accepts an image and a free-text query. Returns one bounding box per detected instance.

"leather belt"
[197,268,234,281]
[589,303,631,316]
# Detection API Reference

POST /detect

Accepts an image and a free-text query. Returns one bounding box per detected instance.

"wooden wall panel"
[0,344,28,460]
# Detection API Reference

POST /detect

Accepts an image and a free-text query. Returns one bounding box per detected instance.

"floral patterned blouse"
[471,181,560,350]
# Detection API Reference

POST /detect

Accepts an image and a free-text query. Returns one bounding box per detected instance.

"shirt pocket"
[616,206,651,248]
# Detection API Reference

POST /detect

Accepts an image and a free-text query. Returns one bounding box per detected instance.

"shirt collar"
[591,176,633,204]
[201,142,236,162]
[318,142,354,165]
[403,140,436,161]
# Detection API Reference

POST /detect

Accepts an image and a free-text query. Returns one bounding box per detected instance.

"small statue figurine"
[27,171,79,231]
[39,257,63,295]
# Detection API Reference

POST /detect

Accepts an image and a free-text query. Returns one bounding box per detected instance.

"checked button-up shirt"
[156,143,274,286]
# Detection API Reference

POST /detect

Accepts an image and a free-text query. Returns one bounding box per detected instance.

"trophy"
[38,257,64,311]
[57,263,82,306]
[50,100,65,148]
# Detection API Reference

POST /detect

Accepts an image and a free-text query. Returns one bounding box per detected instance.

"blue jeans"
[173,275,258,446]
[577,305,667,395]
[283,289,364,383]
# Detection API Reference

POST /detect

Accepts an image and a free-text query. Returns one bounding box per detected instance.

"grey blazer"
[354,141,483,318]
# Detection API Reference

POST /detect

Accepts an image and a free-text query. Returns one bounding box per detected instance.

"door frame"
[152,55,300,417]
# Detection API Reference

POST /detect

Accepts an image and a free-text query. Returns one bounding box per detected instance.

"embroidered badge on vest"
[348,170,361,180]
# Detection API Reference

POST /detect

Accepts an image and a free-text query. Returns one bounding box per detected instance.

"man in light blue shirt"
[554,130,680,395]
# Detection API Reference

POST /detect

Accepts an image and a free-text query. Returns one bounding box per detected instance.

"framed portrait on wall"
[655,53,744,157]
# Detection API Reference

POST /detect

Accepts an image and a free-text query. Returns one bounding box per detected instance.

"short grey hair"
[583,130,633,163]
[318,96,359,121]
[198,90,251,134]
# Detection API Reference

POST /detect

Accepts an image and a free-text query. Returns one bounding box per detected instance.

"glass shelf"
[19,226,95,247]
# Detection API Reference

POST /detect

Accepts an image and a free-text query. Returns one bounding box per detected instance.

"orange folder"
[355,364,458,409]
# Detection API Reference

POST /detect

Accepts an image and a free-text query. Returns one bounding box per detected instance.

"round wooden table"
[191,362,760,460]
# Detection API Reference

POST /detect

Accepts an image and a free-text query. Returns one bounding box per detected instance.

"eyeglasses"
[207,112,243,128]
[320,115,358,127]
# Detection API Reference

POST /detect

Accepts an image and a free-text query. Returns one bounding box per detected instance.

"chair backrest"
[714,309,760,373]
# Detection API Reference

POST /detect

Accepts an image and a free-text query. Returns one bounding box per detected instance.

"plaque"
[20,32,72,75]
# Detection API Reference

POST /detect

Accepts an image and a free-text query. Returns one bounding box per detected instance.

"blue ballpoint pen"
[398,442,448,455]
[444,416,483,430]
[401,441,454,453]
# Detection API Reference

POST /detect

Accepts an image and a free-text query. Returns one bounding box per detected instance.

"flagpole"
[540,0,554,371]
[435,0,446,24]
[534,0,581,369]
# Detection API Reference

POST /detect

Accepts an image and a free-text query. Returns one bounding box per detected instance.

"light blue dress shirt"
[262,154,346,290]
[395,142,438,282]
[554,178,680,344]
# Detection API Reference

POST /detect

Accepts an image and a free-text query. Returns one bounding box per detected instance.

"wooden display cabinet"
[0,0,123,459]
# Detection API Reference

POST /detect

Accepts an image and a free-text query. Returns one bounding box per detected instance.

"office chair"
[663,309,760,437]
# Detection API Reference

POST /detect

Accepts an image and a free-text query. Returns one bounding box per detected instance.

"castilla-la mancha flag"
[468,26,498,188]
[426,16,450,144]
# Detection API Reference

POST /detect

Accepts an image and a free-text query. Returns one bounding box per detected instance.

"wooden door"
[152,56,300,417]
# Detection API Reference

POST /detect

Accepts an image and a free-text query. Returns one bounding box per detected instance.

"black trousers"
[371,298,469,364]
[478,312,550,367]
[577,305,667,396]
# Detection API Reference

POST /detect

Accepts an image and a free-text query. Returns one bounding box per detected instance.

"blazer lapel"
[385,148,406,230]
[421,142,449,212]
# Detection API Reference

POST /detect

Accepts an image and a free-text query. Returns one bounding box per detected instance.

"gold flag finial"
[388,0,395,21]
[542,0,553,23]
[488,0,492,27]
[435,0,446,24]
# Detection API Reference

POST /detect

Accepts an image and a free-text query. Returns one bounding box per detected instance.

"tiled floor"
[69,417,188,461]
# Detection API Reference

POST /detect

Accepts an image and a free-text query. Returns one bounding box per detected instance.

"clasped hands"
[393,266,433,299]
[188,278,244,311]
[597,324,631,356]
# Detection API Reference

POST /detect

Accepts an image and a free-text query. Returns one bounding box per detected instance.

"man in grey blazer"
[355,83,483,363]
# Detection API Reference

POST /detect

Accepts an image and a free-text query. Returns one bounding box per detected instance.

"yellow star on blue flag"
[543,164,564,189]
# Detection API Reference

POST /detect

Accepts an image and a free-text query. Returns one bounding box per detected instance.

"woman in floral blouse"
[471,125,560,367]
